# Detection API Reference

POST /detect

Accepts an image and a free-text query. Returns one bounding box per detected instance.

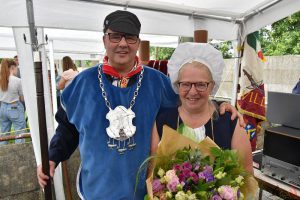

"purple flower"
[198,169,215,182]
[152,179,165,193]
[194,163,200,171]
[204,165,213,173]
[205,173,215,182]
[198,172,206,180]
[211,194,222,200]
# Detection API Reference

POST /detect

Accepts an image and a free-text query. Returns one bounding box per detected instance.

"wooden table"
[254,168,300,200]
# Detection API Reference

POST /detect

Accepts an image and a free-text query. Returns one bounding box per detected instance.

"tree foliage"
[150,46,175,60]
[259,11,300,55]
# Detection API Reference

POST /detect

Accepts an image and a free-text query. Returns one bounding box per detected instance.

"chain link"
[98,64,144,110]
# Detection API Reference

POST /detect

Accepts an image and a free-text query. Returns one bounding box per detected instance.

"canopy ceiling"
[0,27,179,60]
[1,0,299,41]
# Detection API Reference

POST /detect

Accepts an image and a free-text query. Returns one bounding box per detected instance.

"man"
[37,10,241,199]
[14,55,21,78]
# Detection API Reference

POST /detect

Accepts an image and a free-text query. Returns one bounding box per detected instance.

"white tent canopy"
[0,27,179,60]
[1,0,299,40]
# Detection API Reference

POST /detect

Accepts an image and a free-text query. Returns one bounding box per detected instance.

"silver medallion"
[98,65,144,154]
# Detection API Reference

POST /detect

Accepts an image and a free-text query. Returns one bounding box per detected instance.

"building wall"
[215,55,300,100]
[0,143,81,200]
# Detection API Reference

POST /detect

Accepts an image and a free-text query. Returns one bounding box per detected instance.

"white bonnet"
[168,42,225,96]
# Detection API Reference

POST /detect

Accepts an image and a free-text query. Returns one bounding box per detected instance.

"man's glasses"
[104,33,139,44]
[178,81,211,92]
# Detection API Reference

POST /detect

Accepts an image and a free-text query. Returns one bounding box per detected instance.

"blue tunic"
[156,107,237,149]
[59,65,177,200]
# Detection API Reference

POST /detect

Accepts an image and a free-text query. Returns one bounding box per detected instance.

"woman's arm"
[150,122,160,155]
[231,119,253,174]
[57,77,67,90]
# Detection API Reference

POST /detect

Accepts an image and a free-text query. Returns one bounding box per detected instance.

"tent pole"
[25,0,53,199]
[231,24,243,106]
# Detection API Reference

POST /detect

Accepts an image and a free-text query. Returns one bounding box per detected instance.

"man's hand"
[37,161,56,188]
[219,102,246,127]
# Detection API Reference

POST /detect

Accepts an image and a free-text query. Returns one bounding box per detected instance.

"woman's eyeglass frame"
[177,81,212,92]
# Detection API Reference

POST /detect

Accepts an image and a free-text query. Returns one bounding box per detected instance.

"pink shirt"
[61,69,79,88]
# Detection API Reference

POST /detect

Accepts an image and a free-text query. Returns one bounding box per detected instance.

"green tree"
[211,41,233,58]
[150,46,175,60]
[259,11,300,55]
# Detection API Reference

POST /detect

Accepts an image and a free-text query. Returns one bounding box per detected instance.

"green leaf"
[144,194,149,200]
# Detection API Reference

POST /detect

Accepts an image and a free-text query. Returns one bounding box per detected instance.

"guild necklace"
[98,64,144,154]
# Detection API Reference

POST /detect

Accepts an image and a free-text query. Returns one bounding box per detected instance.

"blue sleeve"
[49,106,79,165]
[292,80,300,94]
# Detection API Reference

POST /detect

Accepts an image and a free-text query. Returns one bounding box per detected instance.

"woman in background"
[57,56,79,90]
[0,59,26,145]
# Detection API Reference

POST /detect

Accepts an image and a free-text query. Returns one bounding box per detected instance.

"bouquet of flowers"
[145,126,258,200]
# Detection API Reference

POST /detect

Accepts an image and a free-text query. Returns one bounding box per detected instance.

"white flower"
[215,171,227,179]
[157,168,165,178]
[235,175,244,185]
[187,193,197,200]
[165,169,178,182]
[166,191,173,198]
[175,191,188,200]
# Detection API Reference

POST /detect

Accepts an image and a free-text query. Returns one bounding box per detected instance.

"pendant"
[106,106,136,153]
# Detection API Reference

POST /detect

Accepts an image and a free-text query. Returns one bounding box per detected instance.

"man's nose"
[119,36,128,46]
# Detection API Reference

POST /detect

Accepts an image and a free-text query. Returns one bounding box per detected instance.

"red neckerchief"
[102,56,142,88]
[102,56,142,79]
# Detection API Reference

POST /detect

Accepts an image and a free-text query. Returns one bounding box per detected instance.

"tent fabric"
[1,0,299,40]
[0,27,179,59]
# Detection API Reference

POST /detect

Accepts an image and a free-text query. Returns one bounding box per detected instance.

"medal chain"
[98,64,144,110]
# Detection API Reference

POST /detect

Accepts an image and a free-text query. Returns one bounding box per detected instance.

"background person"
[0,59,26,145]
[13,55,21,78]
[56,56,79,90]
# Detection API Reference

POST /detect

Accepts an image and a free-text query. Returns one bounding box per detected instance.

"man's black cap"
[103,10,141,35]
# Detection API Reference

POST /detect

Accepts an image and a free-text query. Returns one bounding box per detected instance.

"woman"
[155,43,253,173]
[57,56,79,90]
[0,59,26,145]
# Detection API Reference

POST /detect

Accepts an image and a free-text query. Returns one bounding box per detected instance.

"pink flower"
[167,177,180,192]
[173,164,182,171]
[152,179,165,193]
[189,171,199,183]
[218,185,235,200]
[165,169,178,182]
[182,162,193,170]
[198,172,206,180]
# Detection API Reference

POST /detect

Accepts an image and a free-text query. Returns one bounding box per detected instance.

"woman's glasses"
[178,81,211,92]
[105,33,139,44]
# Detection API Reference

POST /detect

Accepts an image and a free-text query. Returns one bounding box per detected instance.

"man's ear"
[137,38,141,45]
